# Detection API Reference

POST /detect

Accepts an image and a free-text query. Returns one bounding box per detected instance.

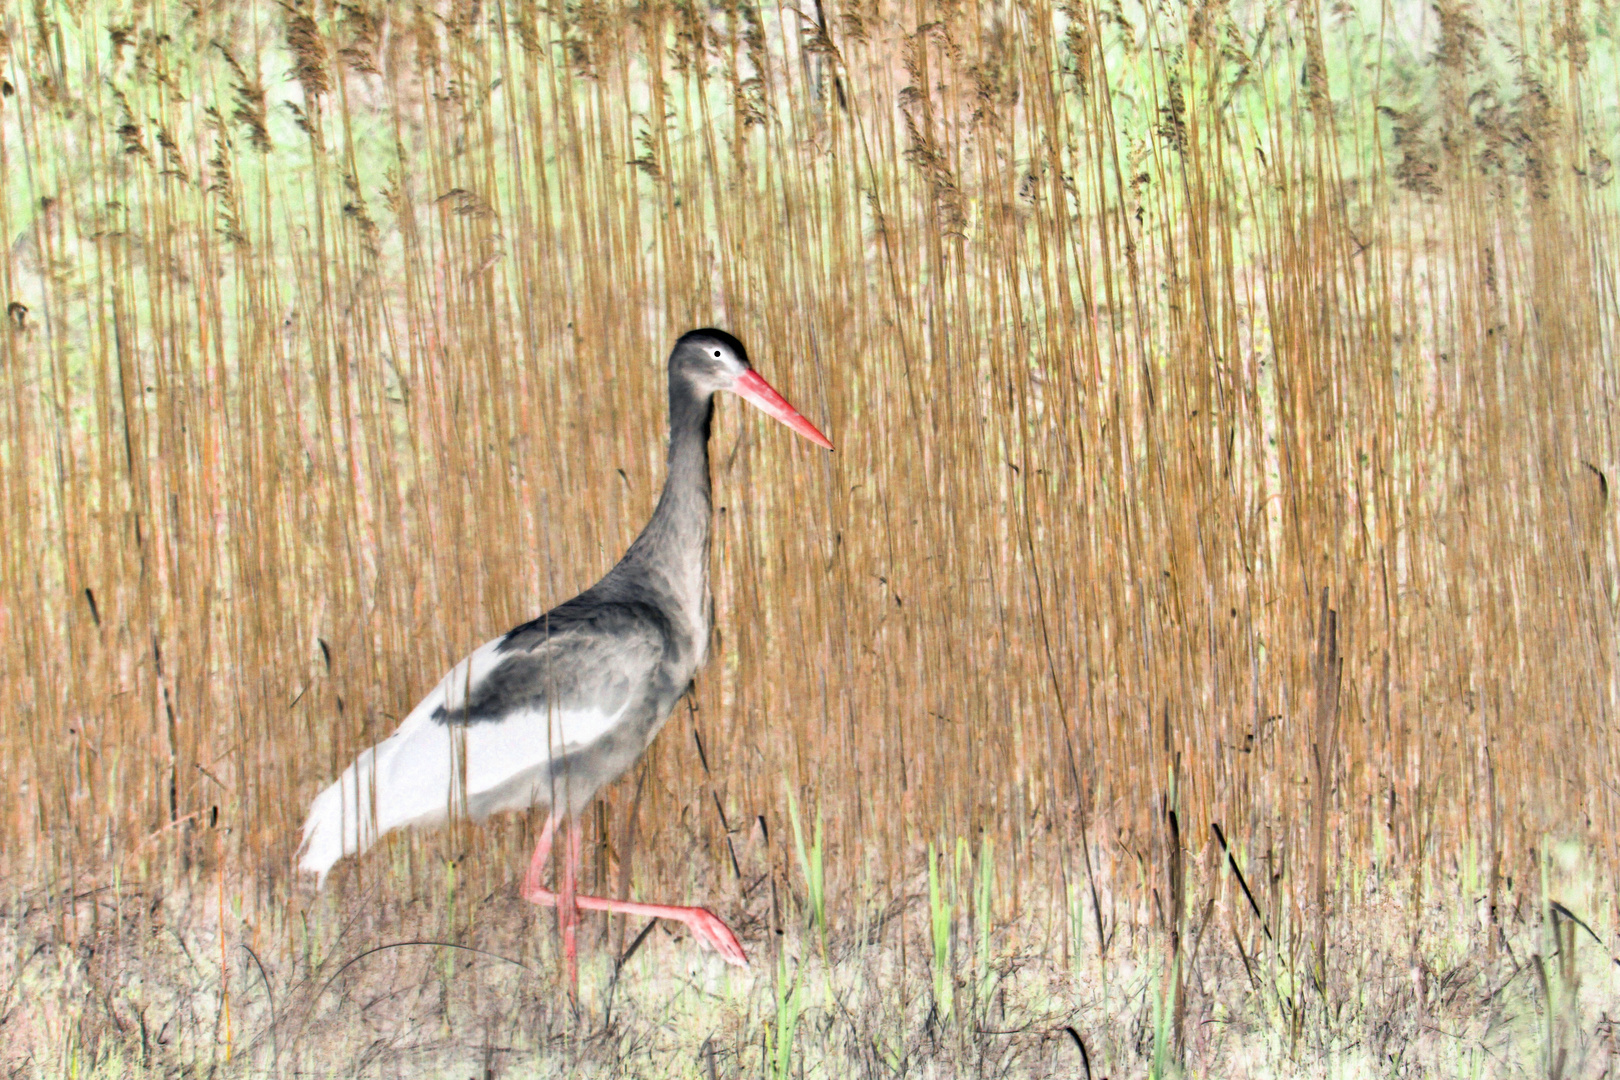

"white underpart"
[296,637,630,885]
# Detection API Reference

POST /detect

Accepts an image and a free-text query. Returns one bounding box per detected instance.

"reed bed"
[2,0,1618,1074]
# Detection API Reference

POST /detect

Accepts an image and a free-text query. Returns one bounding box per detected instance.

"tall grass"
[2,0,1618,1072]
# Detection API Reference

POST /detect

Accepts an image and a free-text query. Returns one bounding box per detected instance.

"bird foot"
[682,907,749,967]
[522,815,748,971]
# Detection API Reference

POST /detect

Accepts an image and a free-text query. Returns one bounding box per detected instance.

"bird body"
[295,606,678,882]
[296,329,831,979]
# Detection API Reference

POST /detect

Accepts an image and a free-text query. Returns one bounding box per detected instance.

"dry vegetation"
[2,0,1619,1075]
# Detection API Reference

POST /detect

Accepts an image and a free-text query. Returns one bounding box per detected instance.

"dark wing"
[432,599,671,730]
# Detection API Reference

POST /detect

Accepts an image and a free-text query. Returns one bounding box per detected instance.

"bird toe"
[688,908,749,967]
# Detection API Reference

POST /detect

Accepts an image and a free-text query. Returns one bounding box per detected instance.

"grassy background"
[3,0,1620,1074]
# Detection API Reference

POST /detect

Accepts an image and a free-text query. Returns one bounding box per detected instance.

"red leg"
[520,812,581,1000]
[521,812,558,899]
[560,818,581,994]
[520,814,748,969]
[569,892,748,967]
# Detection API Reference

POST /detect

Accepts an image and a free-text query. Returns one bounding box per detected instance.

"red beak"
[732,370,834,450]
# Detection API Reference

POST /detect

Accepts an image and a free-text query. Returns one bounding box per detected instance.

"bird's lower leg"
[520,816,747,968]
[520,812,558,898]
[560,819,580,993]
[520,813,582,998]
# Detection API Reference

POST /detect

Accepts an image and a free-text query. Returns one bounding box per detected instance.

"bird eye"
[713,350,721,357]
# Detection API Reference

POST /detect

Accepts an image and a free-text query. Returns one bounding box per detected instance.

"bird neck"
[619,377,714,631]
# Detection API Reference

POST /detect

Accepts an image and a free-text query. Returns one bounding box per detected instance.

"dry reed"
[1,0,1618,1073]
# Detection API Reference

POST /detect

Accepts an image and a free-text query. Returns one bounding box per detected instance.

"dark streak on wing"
[432,592,672,727]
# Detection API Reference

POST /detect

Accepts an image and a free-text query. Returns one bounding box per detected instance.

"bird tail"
[298,718,461,886]
[297,745,384,887]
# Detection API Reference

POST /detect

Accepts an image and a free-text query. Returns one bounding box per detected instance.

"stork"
[298,329,832,990]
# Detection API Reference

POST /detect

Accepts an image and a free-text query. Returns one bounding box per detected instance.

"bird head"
[673,328,834,450]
